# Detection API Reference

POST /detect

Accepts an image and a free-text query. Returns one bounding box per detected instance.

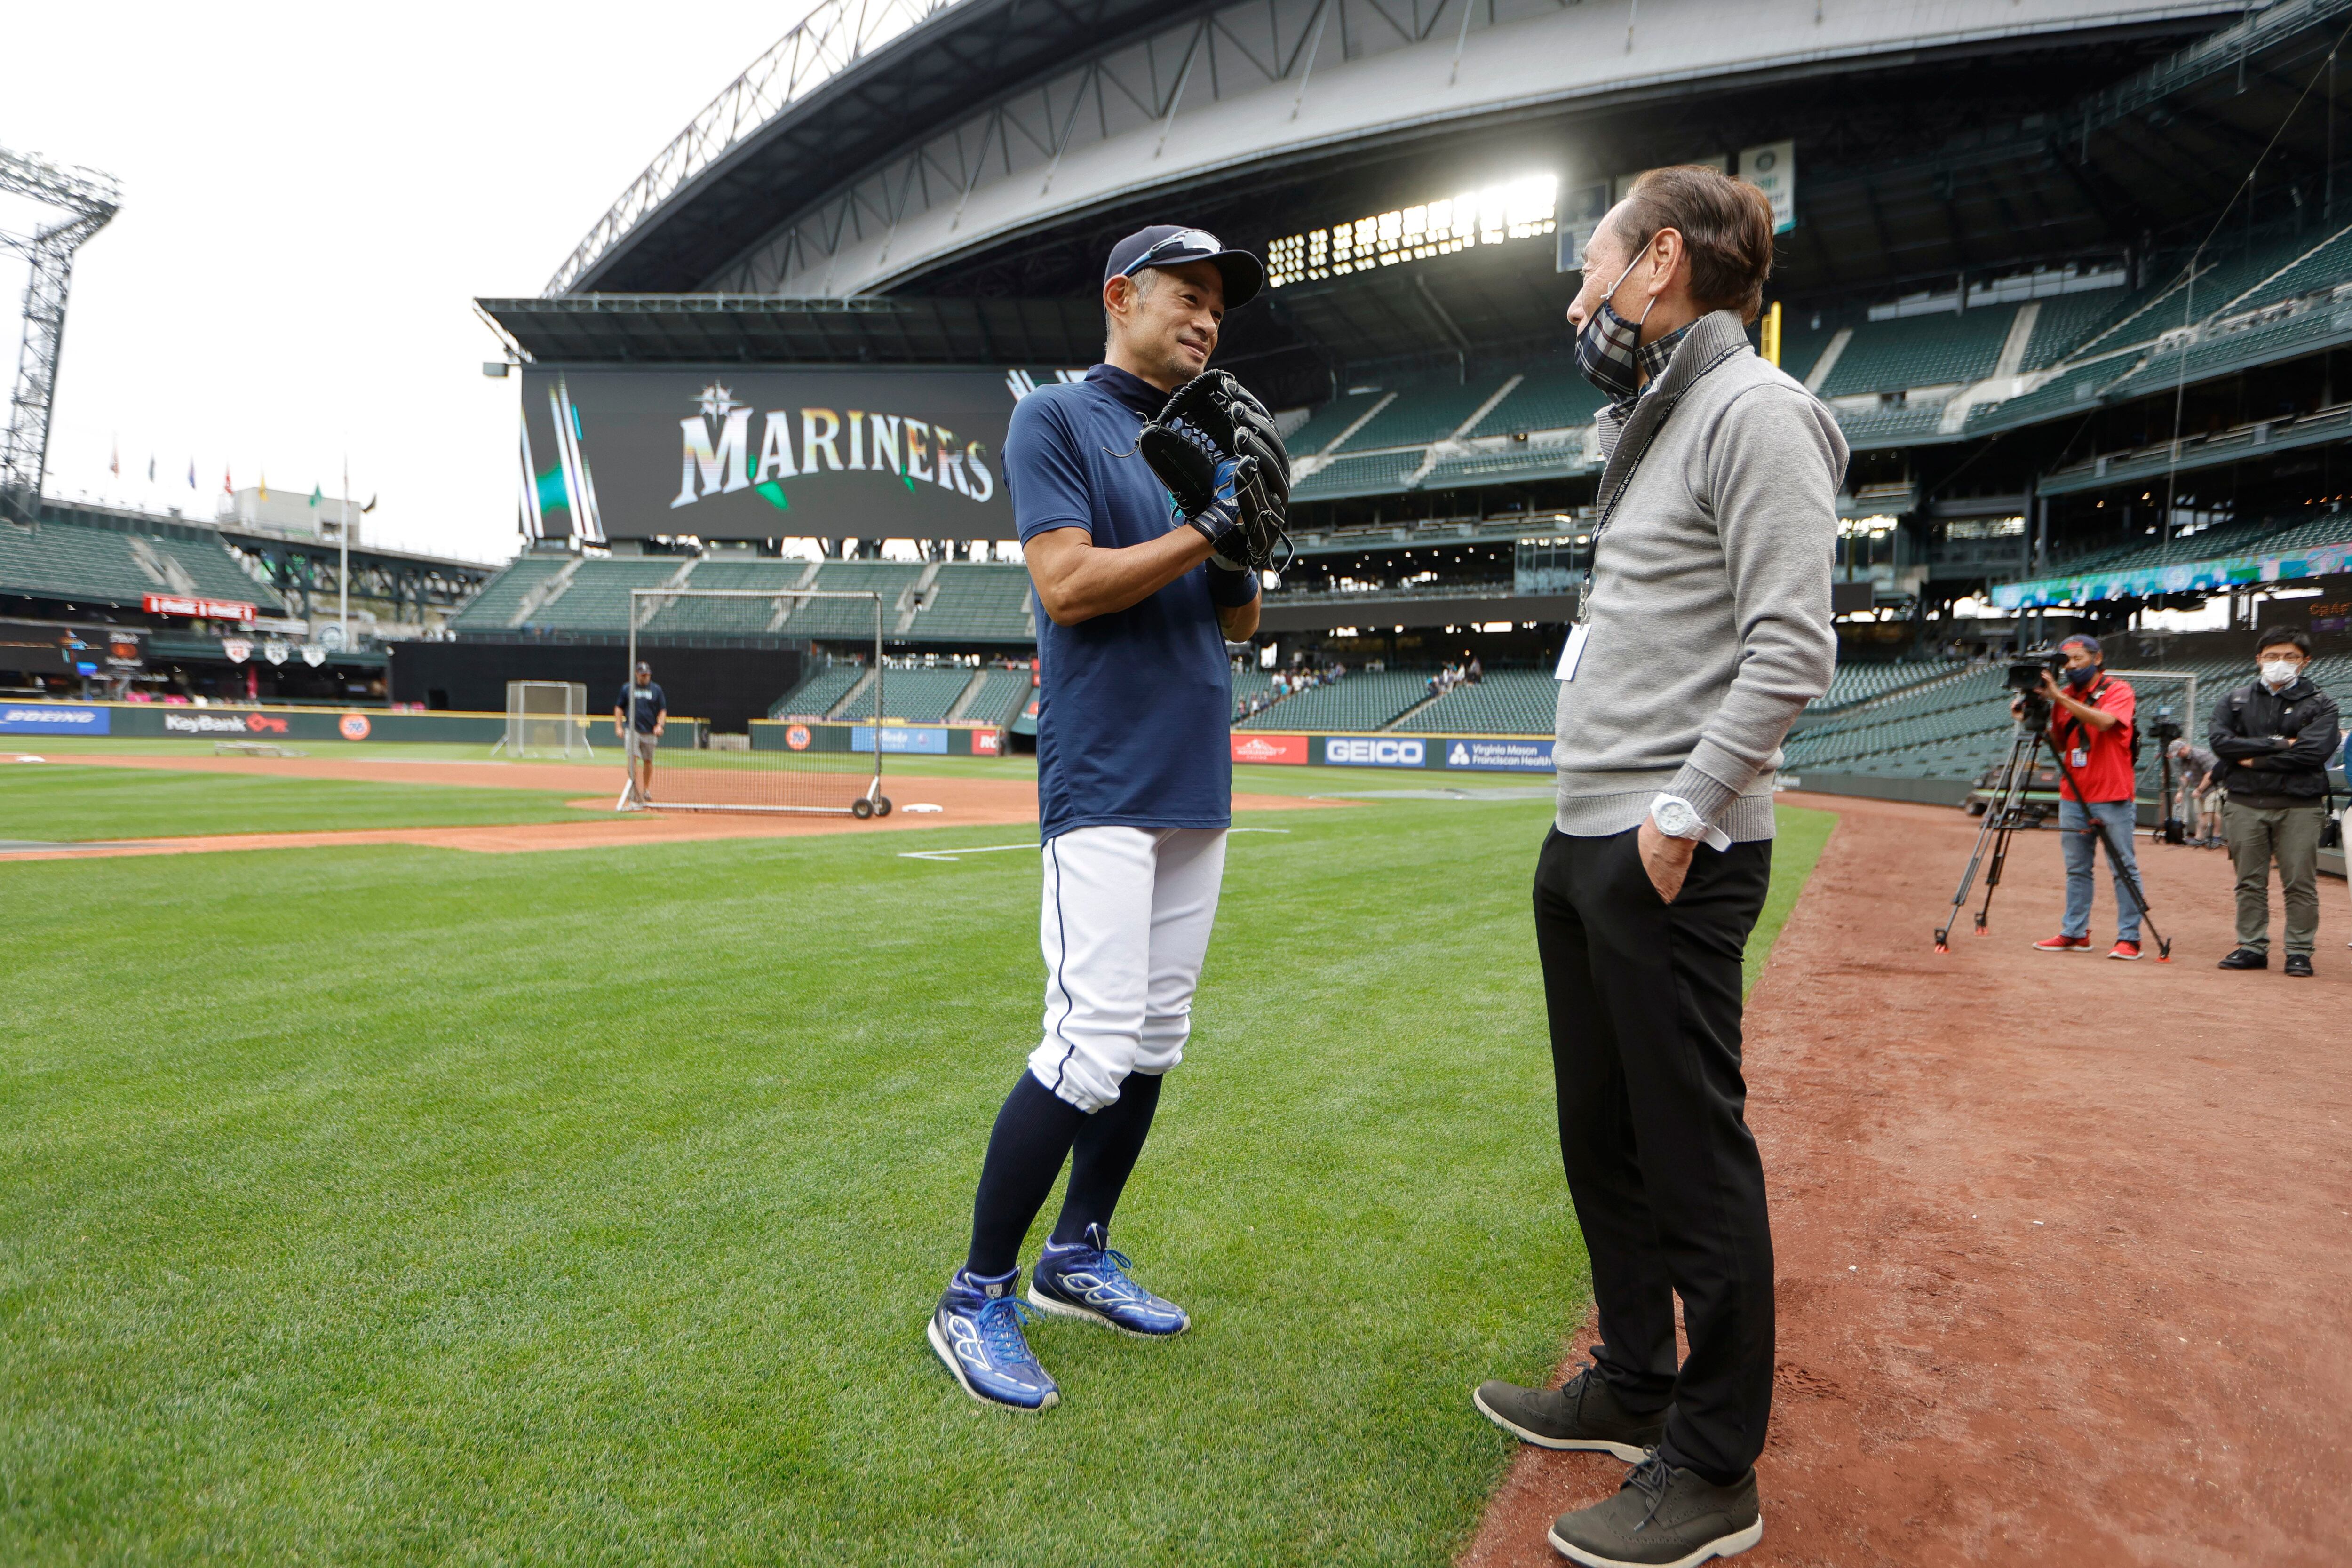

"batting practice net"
[621,588,890,817]
[499,680,595,759]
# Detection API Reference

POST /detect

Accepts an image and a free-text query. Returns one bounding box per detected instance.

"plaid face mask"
[1576,249,1696,408]
[1575,251,1653,403]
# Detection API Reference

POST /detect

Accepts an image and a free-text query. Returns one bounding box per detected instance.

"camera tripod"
[1935,700,2172,959]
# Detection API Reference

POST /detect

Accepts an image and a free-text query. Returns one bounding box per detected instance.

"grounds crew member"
[614,661,666,804]
[925,226,1270,1412]
[1470,166,1842,1568]
[2212,628,2340,976]
[2166,736,2222,845]
[2011,635,2143,959]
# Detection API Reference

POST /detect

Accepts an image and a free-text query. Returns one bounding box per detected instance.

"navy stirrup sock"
[1051,1070,1163,1247]
[965,1073,1088,1279]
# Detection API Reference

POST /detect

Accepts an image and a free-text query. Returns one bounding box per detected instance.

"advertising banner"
[1993,539,2352,610]
[1231,732,1309,765]
[519,365,1028,543]
[850,724,951,755]
[143,593,256,622]
[0,621,147,676]
[0,704,110,734]
[1443,738,1557,772]
[1737,142,1796,235]
[1321,736,1427,767]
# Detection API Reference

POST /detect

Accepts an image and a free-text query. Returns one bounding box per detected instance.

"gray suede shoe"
[1473,1362,1668,1463]
[1547,1453,1761,1568]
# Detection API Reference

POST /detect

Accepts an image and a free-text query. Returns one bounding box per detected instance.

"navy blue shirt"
[615,682,666,733]
[1009,363,1249,842]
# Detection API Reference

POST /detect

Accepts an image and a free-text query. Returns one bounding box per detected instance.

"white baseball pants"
[1026,826,1229,1113]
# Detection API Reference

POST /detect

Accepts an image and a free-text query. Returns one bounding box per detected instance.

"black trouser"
[1533,826,1775,1483]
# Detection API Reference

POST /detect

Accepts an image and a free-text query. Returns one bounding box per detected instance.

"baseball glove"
[1140,370,1293,573]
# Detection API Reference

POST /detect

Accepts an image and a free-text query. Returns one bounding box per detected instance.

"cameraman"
[2211,629,2340,977]
[2015,635,2145,959]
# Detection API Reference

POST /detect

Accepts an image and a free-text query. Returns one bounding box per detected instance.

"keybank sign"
[1323,736,1425,767]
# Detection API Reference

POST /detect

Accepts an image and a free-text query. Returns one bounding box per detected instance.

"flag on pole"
[259,473,269,501]
[223,466,232,495]
[363,495,378,513]
[187,459,196,489]
[109,441,119,478]
[147,455,156,483]
[309,483,321,510]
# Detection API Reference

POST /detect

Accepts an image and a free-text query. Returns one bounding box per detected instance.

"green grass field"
[0,768,1833,1566]
[0,764,607,842]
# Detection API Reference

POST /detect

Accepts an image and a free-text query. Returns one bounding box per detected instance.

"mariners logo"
[673,382,996,512]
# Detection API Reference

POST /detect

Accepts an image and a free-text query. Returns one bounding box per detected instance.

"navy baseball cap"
[2059,634,2102,657]
[1104,225,1264,309]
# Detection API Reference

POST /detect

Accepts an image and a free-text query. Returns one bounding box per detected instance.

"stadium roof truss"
[556,0,2257,302]
[1,145,120,526]
[477,291,1104,366]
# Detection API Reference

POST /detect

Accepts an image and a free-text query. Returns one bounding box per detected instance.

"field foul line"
[898,828,1290,863]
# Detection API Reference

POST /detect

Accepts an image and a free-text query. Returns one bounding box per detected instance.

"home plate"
[902,803,945,813]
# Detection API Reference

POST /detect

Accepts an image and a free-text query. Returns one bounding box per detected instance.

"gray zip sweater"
[1554,309,1846,842]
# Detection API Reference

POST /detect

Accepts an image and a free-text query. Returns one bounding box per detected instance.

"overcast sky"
[3,1,815,565]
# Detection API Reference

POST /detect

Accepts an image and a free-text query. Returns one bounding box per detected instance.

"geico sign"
[1322,737,1425,767]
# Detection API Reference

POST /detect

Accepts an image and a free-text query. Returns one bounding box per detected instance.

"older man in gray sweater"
[1472,167,1844,1568]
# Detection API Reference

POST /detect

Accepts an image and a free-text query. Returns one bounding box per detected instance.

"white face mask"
[2260,658,2299,687]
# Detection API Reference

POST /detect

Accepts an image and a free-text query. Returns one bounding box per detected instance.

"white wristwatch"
[1650,794,1731,851]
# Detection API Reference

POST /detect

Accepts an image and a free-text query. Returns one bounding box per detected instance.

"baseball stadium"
[5,0,2350,1562]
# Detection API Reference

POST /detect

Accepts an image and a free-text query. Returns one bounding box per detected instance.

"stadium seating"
[848,666,976,722]
[455,555,1040,643]
[1291,451,1425,502]
[447,555,572,631]
[1396,670,1557,733]
[2018,291,2135,369]
[1816,307,2018,397]
[1283,389,1391,456]
[1804,659,1967,713]
[638,559,811,635]
[523,559,685,631]
[1235,670,1430,730]
[2036,509,2352,581]
[0,513,284,611]
[1418,444,1591,489]
[1468,360,1608,436]
[906,564,1033,642]
[772,662,866,718]
[1829,402,1949,443]
[961,666,1035,726]
[1334,374,1510,451]
[1230,669,1275,719]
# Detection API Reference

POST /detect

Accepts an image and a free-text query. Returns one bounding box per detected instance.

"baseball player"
[614,661,665,803]
[927,225,1285,1411]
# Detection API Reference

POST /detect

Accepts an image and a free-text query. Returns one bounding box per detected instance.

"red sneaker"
[2108,940,2143,961]
[2034,934,2092,953]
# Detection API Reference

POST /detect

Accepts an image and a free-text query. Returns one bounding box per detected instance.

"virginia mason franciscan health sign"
[518,365,1042,543]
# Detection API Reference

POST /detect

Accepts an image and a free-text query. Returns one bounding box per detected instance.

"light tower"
[0,144,120,526]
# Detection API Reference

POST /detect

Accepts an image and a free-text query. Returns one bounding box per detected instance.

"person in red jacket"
[2015,635,2145,959]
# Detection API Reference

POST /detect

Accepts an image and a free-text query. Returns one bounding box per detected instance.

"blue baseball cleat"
[1028,1224,1190,1337]
[929,1267,1059,1411]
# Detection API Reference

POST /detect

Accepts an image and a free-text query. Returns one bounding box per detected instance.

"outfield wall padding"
[748,720,1006,757]
[0,700,702,748]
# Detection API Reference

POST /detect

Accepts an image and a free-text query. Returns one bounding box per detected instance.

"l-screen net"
[622,588,888,816]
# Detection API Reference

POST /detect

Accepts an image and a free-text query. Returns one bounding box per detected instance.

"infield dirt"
[1463,793,2350,1568]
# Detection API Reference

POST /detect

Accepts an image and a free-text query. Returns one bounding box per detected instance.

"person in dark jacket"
[2211,628,2341,976]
